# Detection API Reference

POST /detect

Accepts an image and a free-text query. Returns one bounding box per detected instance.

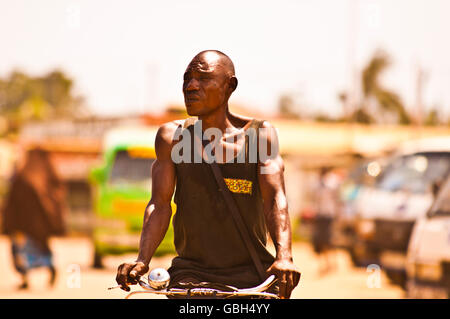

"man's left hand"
[267,258,301,299]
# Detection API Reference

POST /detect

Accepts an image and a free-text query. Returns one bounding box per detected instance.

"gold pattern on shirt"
[224,178,253,195]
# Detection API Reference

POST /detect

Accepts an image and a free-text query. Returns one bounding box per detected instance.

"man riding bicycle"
[115,50,300,299]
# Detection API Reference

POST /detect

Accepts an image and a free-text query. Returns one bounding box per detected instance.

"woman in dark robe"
[2,148,66,289]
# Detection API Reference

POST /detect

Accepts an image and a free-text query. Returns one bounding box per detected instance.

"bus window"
[109,150,155,184]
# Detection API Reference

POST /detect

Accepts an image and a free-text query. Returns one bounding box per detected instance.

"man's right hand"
[116,261,149,291]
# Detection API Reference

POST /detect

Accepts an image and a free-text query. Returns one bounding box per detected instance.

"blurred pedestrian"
[312,167,339,276]
[1,148,66,289]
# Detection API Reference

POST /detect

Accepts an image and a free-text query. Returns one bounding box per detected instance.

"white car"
[406,176,450,299]
[351,137,450,288]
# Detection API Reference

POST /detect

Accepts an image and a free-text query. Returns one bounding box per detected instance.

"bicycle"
[109,268,280,299]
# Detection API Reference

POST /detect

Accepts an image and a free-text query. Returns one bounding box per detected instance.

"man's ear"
[229,76,238,92]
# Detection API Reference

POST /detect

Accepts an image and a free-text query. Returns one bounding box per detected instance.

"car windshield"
[376,153,450,194]
[109,150,155,184]
[430,178,450,216]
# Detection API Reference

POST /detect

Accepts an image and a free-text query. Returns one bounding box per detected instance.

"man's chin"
[186,109,199,117]
[185,108,195,116]
[185,103,202,116]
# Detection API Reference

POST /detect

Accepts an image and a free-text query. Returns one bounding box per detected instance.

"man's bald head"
[183,50,237,116]
[188,50,235,78]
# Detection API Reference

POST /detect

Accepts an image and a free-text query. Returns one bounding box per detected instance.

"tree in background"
[358,50,411,125]
[424,108,439,126]
[0,69,85,134]
[278,50,414,125]
[278,93,301,119]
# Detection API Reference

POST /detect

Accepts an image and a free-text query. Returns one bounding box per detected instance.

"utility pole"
[347,0,359,119]
[414,64,427,137]
[346,0,359,156]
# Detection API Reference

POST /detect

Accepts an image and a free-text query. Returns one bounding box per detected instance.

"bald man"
[116,50,300,298]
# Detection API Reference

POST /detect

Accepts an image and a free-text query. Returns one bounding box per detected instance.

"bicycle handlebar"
[123,274,279,299]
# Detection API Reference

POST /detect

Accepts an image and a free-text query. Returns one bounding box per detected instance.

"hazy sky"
[1,0,450,117]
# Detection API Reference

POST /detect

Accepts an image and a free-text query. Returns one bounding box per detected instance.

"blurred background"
[0,0,449,299]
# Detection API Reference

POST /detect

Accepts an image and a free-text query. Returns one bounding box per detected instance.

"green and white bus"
[89,126,175,267]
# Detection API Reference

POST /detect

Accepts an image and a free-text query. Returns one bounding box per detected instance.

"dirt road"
[0,236,404,299]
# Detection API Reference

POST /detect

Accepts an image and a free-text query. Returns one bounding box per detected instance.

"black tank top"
[168,118,275,288]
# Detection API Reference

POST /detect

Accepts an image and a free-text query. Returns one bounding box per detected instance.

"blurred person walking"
[312,167,339,276]
[1,148,66,289]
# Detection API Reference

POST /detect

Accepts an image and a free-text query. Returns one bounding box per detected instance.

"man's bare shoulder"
[155,120,184,157]
[257,119,284,173]
[157,120,183,140]
[259,119,276,130]
[258,120,279,143]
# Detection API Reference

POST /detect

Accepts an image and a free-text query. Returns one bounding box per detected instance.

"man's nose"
[185,78,200,91]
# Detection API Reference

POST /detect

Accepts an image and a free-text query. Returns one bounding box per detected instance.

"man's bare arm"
[116,121,179,291]
[258,121,301,298]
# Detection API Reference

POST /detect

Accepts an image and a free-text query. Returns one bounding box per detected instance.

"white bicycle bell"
[148,268,170,290]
